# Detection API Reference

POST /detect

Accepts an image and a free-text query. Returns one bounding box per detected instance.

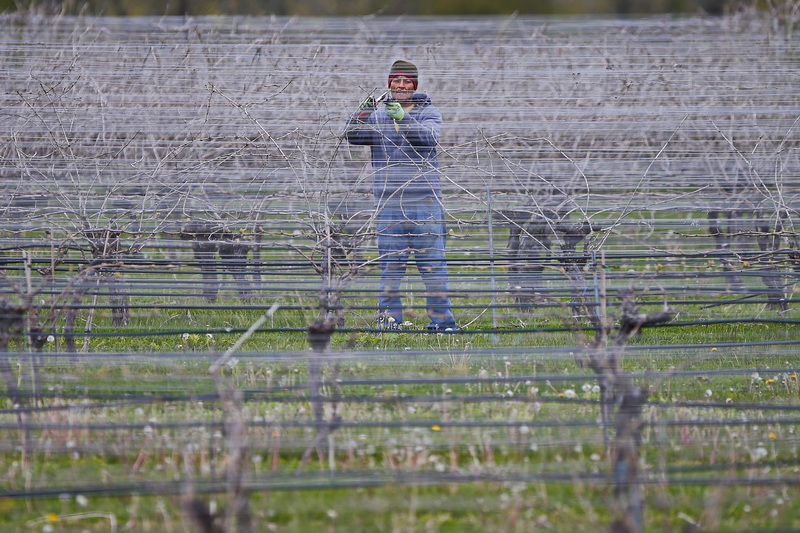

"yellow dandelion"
[791,375,797,380]
[711,347,718,351]
[766,379,775,384]
[431,425,441,432]
[769,432,777,439]
[46,513,59,523]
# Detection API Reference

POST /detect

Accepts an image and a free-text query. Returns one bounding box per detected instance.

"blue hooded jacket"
[345,93,442,207]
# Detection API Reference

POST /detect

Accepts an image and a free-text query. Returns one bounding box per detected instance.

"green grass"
[2,266,799,531]
[6,476,799,532]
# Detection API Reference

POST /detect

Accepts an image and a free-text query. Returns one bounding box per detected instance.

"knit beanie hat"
[388,60,418,90]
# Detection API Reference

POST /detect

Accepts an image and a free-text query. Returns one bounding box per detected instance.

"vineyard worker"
[345,59,457,331]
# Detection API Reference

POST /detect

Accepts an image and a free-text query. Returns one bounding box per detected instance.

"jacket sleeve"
[399,106,441,147]
[344,106,377,146]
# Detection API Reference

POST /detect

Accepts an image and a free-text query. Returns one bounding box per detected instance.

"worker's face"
[390,76,415,101]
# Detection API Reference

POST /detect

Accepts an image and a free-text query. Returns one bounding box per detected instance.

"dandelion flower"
[563,389,576,399]
[431,425,441,432]
[46,513,59,523]
[769,432,777,439]
[705,389,712,397]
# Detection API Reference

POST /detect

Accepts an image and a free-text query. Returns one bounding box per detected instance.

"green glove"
[359,96,376,110]
[385,101,405,121]
[355,96,377,121]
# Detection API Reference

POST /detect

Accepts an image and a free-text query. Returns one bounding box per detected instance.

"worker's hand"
[359,96,376,110]
[385,101,405,121]
[354,96,377,121]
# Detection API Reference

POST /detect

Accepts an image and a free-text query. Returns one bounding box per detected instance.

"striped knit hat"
[388,60,418,90]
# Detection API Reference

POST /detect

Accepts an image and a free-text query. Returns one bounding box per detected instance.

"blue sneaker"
[427,322,457,332]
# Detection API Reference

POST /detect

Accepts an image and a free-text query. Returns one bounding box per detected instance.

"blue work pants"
[376,198,456,329]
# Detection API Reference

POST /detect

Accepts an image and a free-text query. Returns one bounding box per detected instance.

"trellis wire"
[0,11,799,530]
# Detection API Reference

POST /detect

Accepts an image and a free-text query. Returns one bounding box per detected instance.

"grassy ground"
[3,212,799,532]
[1,286,798,532]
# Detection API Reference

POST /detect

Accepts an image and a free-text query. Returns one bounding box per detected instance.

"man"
[345,59,457,331]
